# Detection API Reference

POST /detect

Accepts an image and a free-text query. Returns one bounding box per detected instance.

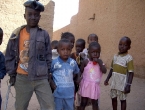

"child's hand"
[9,76,16,86]
[124,85,131,94]
[104,79,109,86]
[93,58,103,65]
[50,80,57,90]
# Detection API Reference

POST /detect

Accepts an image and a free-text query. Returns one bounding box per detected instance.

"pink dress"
[79,60,102,99]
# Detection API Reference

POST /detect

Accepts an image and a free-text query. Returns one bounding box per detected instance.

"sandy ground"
[1,74,145,110]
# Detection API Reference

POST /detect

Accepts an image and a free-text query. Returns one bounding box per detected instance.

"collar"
[11,25,42,39]
[58,56,71,64]
[118,52,128,56]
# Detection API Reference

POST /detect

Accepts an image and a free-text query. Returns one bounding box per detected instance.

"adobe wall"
[0,0,54,52]
[53,0,145,78]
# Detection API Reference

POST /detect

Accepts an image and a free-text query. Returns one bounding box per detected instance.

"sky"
[52,0,79,31]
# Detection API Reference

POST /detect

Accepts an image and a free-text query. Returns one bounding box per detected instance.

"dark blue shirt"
[0,52,6,79]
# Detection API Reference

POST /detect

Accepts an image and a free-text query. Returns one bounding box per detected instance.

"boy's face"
[88,46,100,60]
[24,7,41,28]
[0,32,3,45]
[88,35,98,44]
[75,41,84,53]
[57,42,72,61]
[67,37,75,49]
[118,38,130,54]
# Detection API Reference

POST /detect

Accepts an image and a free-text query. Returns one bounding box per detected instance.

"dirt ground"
[1,73,145,110]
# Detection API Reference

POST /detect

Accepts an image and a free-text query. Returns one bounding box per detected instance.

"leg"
[63,98,74,110]
[75,93,81,110]
[34,79,55,110]
[79,97,88,110]
[110,89,118,110]
[121,100,126,110]
[118,90,127,110]
[91,99,99,110]
[112,97,117,110]
[14,74,33,110]
[54,97,63,110]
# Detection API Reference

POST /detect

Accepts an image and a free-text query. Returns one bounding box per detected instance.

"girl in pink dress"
[79,42,107,110]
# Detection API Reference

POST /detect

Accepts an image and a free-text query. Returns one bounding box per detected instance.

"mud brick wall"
[0,0,54,52]
[53,0,145,78]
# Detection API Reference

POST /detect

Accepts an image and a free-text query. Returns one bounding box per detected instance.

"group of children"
[0,28,134,110]
[0,0,134,109]
[0,29,134,110]
[50,32,134,110]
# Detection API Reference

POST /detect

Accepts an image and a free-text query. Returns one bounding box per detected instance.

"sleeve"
[5,33,17,76]
[0,53,6,79]
[44,31,52,72]
[74,62,80,74]
[127,56,134,72]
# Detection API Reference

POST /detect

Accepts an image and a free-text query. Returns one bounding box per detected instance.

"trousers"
[14,74,55,110]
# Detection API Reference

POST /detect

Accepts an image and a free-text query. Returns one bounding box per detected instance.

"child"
[71,38,85,91]
[81,33,98,59]
[70,39,86,109]
[79,42,107,110]
[0,28,6,109]
[51,40,59,59]
[50,39,80,110]
[61,32,75,49]
[5,1,54,109]
[71,38,86,67]
[104,36,134,110]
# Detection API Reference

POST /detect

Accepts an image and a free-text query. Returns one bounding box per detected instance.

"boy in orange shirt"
[5,1,54,110]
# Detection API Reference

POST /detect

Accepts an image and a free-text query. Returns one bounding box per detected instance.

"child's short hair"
[61,32,75,40]
[89,42,101,50]
[88,33,98,41]
[58,39,71,48]
[76,39,86,47]
[121,36,131,46]
[51,40,58,49]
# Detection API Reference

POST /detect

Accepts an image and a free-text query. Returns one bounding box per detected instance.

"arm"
[80,59,88,76]
[49,62,57,90]
[124,57,134,93]
[124,72,134,94]
[73,59,86,84]
[93,58,107,73]
[5,34,18,86]
[44,31,52,73]
[76,59,88,83]
[49,74,57,90]
[5,36,17,77]
[73,71,81,84]
[104,68,113,86]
